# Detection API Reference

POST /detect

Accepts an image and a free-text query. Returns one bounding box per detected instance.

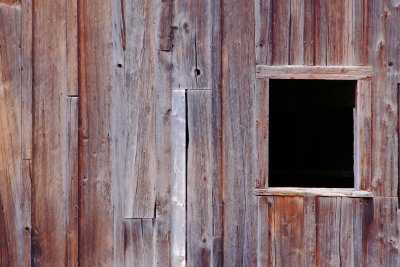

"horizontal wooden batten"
[255,187,373,198]
[256,65,373,80]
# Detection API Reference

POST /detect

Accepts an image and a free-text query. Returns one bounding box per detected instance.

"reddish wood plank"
[271,0,290,65]
[255,0,272,64]
[303,196,316,267]
[289,0,305,65]
[79,0,115,265]
[221,0,257,265]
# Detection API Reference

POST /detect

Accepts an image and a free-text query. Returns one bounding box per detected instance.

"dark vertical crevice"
[185,90,189,264]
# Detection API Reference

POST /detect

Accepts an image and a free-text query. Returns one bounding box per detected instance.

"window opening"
[269,79,357,188]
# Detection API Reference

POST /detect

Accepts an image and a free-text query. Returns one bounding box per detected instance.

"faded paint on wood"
[187,90,213,266]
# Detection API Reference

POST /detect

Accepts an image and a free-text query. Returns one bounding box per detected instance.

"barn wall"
[0,0,400,267]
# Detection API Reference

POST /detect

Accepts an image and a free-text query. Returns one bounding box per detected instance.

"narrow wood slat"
[255,187,373,198]
[314,0,328,65]
[21,0,33,159]
[171,90,186,267]
[254,78,268,188]
[303,196,316,267]
[352,0,368,65]
[289,0,304,65]
[123,219,154,267]
[356,79,372,191]
[79,0,115,265]
[66,97,79,267]
[255,0,272,64]
[66,0,78,96]
[0,6,25,266]
[339,198,355,266]
[316,197,342,267]
[123,0,157,219]
[257,197,269,266]
[271,0,290,65]
[269,196,304,266]
[303,0,315,65]
[159,0,174,51]
[171,0,213,89]
[187,90,213,267]
[256,65,373,79]
[221,0,257,265]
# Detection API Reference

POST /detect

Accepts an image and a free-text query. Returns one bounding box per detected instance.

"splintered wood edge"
[254,187,373,198]
[256,65,373,80]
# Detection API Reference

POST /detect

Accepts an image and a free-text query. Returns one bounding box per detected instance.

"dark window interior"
[269,79,357,188]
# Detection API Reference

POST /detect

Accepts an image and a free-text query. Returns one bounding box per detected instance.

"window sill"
[254,187,373,198]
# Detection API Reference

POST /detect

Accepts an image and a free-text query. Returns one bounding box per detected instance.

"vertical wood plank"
[0,4,25,266]
[159,0,174,52]
[32,0,71,264]
[270,197,304,266]
[257,197,269,267]
[366,198,399,266]
[353,198,366,267]
[21,0,33,159]
[171,0,213,89]
[357,79,372,191]
[221,0,257,265]
[79,0,115,265]
[66,97,79,267]
[171,90,186,266]
[22,159,32,267]
[122,0,157,219]
[303,0,315,65]
[187,90,213,267]
[66,0,78,96]
[123,219,154,267]
[339,198,355,267]
[353,0,368,65]
[271,0,290,65]
[316,197,341,267]
[289,0,305,65]
[254,78,268,188]
[255,0,272,64]
[303,196,316,267]
[314,0,328,65]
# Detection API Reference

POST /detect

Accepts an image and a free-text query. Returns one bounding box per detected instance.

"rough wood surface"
[122,0,157,219]
[187,90,213,267]
[0,5,26,266]
[221,0,257,265]
[79,0,114,265]
[32,0,70,265]
[123,219,154,267]
[171,90,186,266]
[255,188,373,198]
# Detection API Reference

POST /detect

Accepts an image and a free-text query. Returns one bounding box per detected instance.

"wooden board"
[122,0,157,219]
[78,0,114,265]
[187,90,213,266]
[0,5,26,266]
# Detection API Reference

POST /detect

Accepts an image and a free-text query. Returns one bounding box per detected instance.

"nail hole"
[194,68,201,76]
[388,62,393,67]
[117,63,123,68]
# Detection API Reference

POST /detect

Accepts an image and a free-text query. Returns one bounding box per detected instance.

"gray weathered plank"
[171,90,186,266]
[289,0,305,65]
[122,0,157,219]
[66,0,78,96]
[187,90,213,267]
[257,197,269,266]
[303,196,316,267]
[271,0,290,65]
[123,219,154,267]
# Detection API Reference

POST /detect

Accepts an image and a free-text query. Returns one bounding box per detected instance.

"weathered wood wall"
[0,0,399,266]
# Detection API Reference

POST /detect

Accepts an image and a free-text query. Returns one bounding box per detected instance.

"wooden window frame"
[254,65,373,198]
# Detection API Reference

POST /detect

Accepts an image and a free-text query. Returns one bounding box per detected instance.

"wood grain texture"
[66,0,78,96]
[79,0,115,265]
[187,90,213,267]
[123,219,154,267]
[303,196,316,267]
[171,0,213,89]
[32,0,72,265]
[269,197,304,266]
[0,5,26,266]
[369,0,400,197]
[221,0,257,265]
[21,0,33,159]
[171,90,186,266]
[257,197,269,266]
[122,0,157,219]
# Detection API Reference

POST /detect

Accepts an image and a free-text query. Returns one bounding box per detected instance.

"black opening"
[269,79,356,188]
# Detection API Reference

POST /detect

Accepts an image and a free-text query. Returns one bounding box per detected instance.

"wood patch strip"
[187,90,213,267]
